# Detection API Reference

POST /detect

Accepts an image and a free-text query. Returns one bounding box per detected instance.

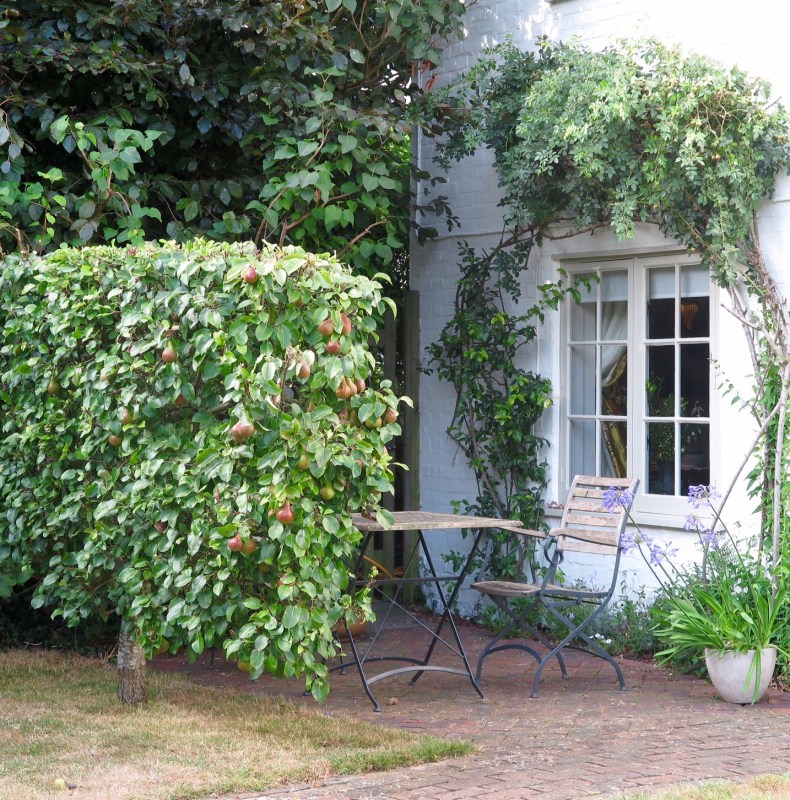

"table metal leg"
[408,528,485,699]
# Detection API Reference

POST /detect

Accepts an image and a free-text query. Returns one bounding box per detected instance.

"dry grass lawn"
[0,649,471,800]
[624,774,790,800]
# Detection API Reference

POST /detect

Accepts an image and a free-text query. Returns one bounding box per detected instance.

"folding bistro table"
[337,511,522,712]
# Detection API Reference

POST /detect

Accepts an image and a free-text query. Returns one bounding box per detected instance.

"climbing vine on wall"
[423,39,790,586]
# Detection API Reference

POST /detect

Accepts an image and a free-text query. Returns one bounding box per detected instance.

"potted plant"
[604,484,786,704]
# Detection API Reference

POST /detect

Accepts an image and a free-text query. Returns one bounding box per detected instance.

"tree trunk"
[117,623,147,705]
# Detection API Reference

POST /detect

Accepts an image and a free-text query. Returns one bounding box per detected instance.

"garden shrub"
[0,0,464,271]
[0,239,405,699]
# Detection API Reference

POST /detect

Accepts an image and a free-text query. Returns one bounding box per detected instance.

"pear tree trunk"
[117,624,147,705]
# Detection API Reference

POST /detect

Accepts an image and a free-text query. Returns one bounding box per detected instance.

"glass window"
[566,257,711,498]
[567,268,629,479]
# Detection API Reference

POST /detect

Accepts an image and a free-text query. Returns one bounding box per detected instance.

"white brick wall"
[411,0,790,614]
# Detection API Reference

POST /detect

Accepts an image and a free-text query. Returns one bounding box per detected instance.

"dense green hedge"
[0,0,463,270]
[0,239,406,699]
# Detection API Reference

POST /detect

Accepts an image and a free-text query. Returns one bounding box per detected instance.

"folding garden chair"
[472,475,639,697]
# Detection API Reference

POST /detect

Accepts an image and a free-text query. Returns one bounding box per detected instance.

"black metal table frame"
[332,512,520,712]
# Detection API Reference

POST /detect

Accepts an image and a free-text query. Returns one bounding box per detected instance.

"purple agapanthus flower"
[602,486,635,513]
[687,484,721,509]
[648,540,678,566]
[698,528,721,549]
[684,513,706,532]
[620,528,654,554]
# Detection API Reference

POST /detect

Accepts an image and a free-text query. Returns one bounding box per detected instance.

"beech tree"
[0,0,463,271]
[0,240,406,703]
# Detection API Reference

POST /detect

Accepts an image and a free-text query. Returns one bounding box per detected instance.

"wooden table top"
[350,510,523,532]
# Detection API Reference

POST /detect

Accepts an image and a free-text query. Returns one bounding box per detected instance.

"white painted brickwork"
[411,0,790,615]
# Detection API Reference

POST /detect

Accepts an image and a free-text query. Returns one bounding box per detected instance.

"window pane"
[680,343,709,417]
[601,345,627,415]
[601,271,628,341]
[678,296,708,339]
[647,345,675,416]
[680,265,709,339]
[570,419,596,477]
[601,421,627,478]
[680,423,710,495]
[648,268,675,339]
[648,422,675,495]
[570,277,596,341]
[570,346,596,414]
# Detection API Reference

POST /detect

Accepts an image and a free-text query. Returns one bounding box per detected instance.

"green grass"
[621,774,790,799]
[0,649,472,800]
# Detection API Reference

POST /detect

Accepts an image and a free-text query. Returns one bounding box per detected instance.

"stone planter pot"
[704,647,777,704]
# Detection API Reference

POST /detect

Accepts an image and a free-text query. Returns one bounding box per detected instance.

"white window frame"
[559,252,718,525]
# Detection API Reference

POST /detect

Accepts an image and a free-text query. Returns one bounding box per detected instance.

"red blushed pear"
[241,538,257,555]
[326,340,341,355]
[340,312,352,336]
[276,501,295,525]
[384,408,398,424]
[317,317,335,337]
[162,342,178,363]
[298,360,311,379]
[243,265,259,284]
[120,408,134,426]
[231,419,255,443]
[335,379,352,399]
[228,534,244,552]
[108,434,122,447]
[354,378,366,394]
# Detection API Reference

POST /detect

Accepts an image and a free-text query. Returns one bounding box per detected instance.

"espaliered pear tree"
[0,240,405,703]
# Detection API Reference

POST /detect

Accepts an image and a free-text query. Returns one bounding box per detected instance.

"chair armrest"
[497,524,547,539]
[550,527,618,546]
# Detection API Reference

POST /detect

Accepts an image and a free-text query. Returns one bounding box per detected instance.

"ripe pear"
[317,317,335,337]
[276,501,295,524]
[231,420,255,443]
[162,343,178,363]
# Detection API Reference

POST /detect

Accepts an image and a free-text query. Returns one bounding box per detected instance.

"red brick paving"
[152,616,790,800]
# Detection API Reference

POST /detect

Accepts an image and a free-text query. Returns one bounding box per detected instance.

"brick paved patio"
[153,615,790,800]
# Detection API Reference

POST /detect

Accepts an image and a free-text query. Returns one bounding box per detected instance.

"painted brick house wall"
[410,0,790,613]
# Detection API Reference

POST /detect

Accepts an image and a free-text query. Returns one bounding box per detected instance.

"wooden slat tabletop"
[351,510,522,532]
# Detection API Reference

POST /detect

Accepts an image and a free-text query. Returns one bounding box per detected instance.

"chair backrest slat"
[564,511,621,527]
[555,475,639,555]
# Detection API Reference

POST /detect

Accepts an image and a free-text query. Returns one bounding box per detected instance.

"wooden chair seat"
[472,579,608,600]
